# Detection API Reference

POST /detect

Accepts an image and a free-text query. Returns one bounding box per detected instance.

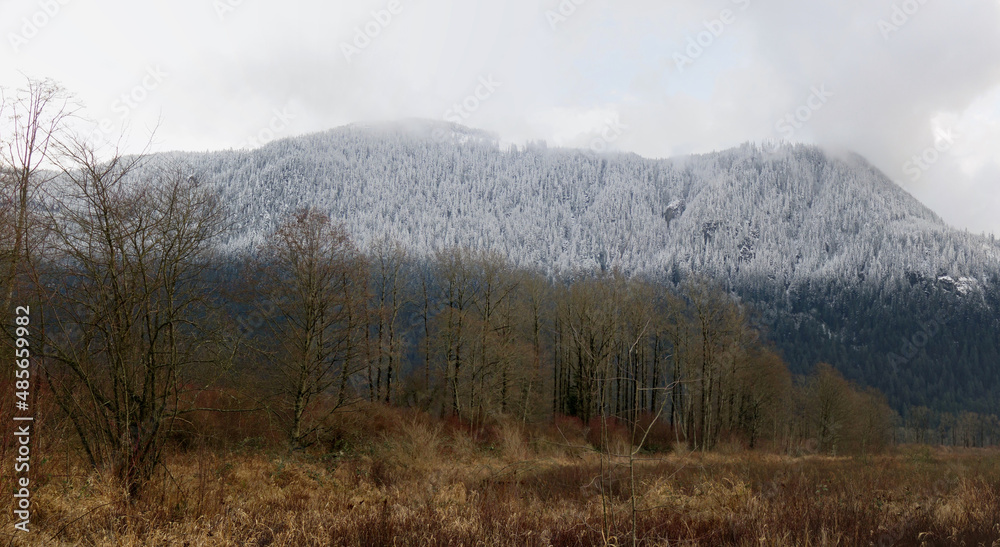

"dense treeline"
[901,405,1000,448]
[220,211,896,456]
[758,275,1000,416]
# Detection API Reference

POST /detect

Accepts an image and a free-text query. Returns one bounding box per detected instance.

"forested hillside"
[150,121,1000,415]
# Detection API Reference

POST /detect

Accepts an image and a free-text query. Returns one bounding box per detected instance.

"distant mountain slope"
[168,121,995,282]
[155,120,1000,413]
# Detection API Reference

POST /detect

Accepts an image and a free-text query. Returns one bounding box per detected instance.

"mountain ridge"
[156,120,994,282]
[139,119,1000,413]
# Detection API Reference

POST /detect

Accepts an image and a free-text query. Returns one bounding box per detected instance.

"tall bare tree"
[514,269,550,422]
[467,249,519,419]
[0,79,73,312]
[432,247,476,416]
[42,143,229,497]
[368,236,408,404]
[259,208,367,448]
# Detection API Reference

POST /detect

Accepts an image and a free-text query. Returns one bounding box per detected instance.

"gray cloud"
[1,0,998,234]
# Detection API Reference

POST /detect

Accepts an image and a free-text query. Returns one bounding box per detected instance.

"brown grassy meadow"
[3,404,1000,546]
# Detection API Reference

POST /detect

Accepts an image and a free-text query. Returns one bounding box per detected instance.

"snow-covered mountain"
[156,120,1000,413]
[168,120,997,287]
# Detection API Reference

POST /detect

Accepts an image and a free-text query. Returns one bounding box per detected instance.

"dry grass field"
[3,404,1000,546]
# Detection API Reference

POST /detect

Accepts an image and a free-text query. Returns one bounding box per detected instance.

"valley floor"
[4,409,1000,546]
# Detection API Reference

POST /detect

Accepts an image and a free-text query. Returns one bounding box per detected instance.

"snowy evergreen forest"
[171,121,997,283]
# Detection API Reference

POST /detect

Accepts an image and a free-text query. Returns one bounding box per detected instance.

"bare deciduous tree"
[0,79,73,311]
[42,142,229,497]
[368,236,409,404]
[259,208,367,448]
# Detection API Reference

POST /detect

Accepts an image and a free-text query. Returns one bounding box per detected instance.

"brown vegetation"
[2,403,1000,546]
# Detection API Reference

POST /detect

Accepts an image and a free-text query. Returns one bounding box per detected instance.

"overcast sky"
[2,0,999,235]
